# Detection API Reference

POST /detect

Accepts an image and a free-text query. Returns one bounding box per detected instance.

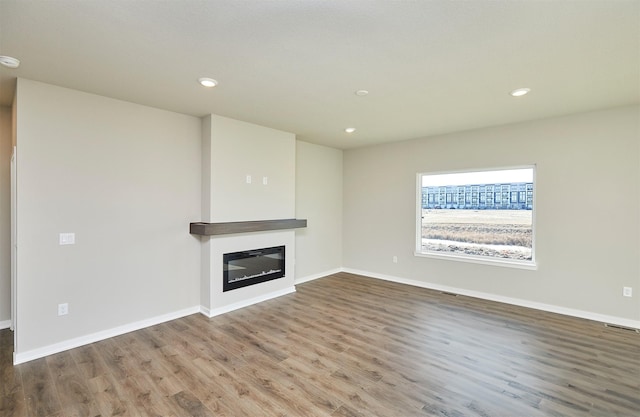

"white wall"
[15,79,202,357]
[343,106,640,323]
[0,106,11,326]
[295,141,343,280]
[208,114,295,222]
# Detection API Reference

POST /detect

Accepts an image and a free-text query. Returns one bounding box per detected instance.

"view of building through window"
[419,167,534,263]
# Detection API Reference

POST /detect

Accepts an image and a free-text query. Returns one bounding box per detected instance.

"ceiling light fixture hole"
[199,77,218,88]
[0,56,20,69]
[510,88,531,97]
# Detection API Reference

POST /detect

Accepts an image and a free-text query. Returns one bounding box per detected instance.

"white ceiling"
[0,0,638,149]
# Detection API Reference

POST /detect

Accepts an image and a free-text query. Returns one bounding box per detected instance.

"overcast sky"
[422,168,533,187]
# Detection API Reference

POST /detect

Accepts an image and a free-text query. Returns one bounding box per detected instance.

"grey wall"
[0,106,11,326]
[343,105,640,322]
[295,141,343,280]
[15,79,202,354]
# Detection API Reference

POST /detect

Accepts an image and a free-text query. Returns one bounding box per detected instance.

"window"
[417,167,535,268]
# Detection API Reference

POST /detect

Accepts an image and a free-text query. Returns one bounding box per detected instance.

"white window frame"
[415,166,537,270]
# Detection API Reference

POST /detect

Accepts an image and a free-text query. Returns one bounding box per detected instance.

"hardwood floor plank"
[20,358,61,417]
[243,354,342,416]
[331,404,368,417]
[237,364,327,416]
[92,338,137,381]
[0,389,28,417]
[170,390,215,417]
[119,372,176,416]
[70,344,109,381]
[153,350,234,415]
[87,373,134,417]
[46,351,102,417]
[192,356,291,416]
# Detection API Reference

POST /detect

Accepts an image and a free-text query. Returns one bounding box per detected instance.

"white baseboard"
[342,267,640,331]
[295,268,342,285]
[14,305,201,365]
[0,320,11,330]
[200,286,296,318]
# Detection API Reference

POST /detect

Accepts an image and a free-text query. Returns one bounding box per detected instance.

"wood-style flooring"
[1,272,639,416]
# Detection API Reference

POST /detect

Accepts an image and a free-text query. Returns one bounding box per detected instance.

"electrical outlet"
[392,256,398,263]
[623,287,633,297]
[246,175,252,184]
[58,303,69,316]
[263,176,268,185]
[59,233,75,245]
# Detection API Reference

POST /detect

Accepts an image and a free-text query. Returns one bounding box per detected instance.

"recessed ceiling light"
[355,90,369,96]
[0,56,20,69]
[345,127,356,133]
[198,77,218,88]
[510,88,530,97]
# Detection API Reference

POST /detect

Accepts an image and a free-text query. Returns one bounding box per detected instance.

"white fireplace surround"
[200,230,296,318]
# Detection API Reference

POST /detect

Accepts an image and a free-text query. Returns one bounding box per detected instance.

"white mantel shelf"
[190,219,307,236]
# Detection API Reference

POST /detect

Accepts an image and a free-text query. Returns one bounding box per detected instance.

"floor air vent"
[604,323,640,333]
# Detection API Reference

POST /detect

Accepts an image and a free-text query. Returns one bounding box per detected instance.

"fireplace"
[199,230,295,317]
[223,245,285,292]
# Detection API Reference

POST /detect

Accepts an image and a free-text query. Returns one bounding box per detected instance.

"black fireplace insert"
[223,245,285,292]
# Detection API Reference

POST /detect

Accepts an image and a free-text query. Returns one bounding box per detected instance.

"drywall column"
[200,114,296,315]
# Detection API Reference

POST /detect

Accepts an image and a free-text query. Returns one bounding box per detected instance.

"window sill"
[414,251,538,270]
